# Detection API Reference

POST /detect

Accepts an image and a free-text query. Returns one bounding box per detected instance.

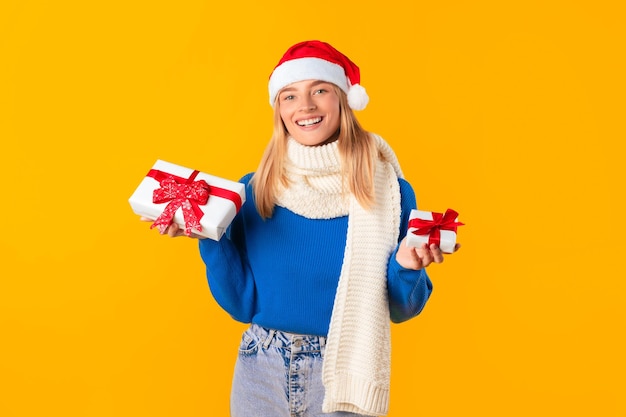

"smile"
[296,117,322,127]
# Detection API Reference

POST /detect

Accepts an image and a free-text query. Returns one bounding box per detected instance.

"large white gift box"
[129,160,245,240]
[406,209,463,254]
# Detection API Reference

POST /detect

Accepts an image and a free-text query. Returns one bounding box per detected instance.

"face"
[277,80,341,146]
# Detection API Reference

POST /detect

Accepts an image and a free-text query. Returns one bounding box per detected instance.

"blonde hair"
[251,85,377,219]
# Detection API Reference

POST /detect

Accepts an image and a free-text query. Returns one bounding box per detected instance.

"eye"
[281,94,295,101]
[314,89,327,95]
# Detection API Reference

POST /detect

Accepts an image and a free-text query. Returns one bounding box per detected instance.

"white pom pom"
[347,84,369,110]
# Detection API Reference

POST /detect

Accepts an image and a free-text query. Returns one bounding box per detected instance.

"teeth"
[297,117,322,126]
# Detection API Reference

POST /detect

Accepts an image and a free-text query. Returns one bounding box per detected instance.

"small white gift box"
[129,160,245,240]
[406,209,463,254]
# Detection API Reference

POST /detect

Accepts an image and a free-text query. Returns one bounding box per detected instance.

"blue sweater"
[199,173,433,336]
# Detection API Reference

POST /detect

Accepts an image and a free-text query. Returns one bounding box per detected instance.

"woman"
[156,40,458,417]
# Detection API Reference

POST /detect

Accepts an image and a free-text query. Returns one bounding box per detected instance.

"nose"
[300,96,316,111]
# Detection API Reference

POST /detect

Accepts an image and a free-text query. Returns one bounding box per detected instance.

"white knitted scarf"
[275,134,403,416]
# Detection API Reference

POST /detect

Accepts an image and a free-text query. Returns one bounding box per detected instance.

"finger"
[430,244,444,263]
[139,216,152,222]
[167,223,182,237]
[165,223,204,239]
[416,243,433,267]
[454,243,461,252]
[410,246,425,270]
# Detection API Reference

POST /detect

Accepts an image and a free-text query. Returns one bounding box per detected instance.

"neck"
[317,128,340,146]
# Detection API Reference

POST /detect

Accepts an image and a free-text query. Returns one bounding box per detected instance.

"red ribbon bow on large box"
[408,208,464,247]
[147,169,243,236]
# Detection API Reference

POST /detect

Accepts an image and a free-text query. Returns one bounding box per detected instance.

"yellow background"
[1,0,624,416]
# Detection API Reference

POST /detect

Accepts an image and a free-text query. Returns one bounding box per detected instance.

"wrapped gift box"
[129,160,245,240]
[406,209,463,253]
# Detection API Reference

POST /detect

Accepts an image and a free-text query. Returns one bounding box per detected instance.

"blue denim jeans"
[230,324,365,417]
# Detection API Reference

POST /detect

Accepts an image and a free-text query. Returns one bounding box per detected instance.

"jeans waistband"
[248,323,326,352]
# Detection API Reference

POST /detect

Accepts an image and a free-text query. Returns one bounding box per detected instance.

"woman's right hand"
[139,217,205,239]
[395,237,460,270]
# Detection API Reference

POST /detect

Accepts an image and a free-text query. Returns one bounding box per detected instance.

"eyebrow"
[280,80,331,93]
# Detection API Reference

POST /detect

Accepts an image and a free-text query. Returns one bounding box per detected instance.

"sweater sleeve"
[198,174,256,323]
[387,178,434,323]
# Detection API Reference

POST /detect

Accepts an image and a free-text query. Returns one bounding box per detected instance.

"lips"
[296,117,322,127]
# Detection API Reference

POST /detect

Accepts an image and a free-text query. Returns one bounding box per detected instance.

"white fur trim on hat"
[269,57,350,106]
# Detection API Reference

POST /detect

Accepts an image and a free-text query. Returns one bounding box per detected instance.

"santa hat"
[268,40,369,111]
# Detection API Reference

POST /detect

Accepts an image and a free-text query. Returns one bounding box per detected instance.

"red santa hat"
[268,40,369,111]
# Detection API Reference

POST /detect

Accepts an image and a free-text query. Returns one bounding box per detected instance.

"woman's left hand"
[395,237,461,270]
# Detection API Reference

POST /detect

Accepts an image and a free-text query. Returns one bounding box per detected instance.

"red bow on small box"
[146,169,242,236]
[409,208,464,247]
